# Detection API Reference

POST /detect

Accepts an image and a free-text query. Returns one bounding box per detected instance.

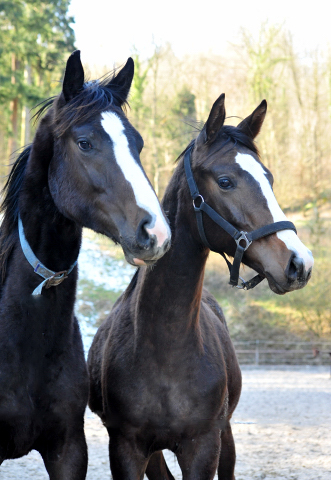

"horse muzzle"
[265,251,313,295]
[123,239,171,267]
[120,222,171,266]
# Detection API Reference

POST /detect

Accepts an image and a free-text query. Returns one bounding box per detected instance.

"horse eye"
[218,177,233,190]
[78,140,92,151]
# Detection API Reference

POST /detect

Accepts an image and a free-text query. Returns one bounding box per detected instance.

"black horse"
[0,51,170,479]
[88,95,313,479]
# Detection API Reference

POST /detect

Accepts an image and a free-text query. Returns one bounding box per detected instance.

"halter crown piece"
[184,145,297,290]
[18,216,77,296]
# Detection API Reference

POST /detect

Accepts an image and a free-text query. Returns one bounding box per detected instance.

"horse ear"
[198,94,226,145]
[237,100,267,139]
[62,50,85,102]
[106,57,135,104]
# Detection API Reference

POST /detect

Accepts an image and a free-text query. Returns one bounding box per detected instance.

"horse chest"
[108,354,226,435]
[0,322,87,423]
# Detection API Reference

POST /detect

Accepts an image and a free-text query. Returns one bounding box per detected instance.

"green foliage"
[164,85,197,157]
[172,86,196,118]
[0,0,75,99]
[130,50,151,126]
[0,0,75,170]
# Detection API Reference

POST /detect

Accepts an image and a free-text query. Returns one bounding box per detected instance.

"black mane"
[0,146,31,282]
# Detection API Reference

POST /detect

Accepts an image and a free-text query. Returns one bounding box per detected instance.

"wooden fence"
[233,341,331,366]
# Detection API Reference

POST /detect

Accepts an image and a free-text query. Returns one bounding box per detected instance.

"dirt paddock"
[1,366,330,480]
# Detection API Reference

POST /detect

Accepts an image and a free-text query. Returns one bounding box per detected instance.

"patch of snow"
[77,237,136,291]
[76,236,136,356]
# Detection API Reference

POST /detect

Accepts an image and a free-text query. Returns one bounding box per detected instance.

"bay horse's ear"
[62,50,85,103]
[106,57,135,105]
[199,94,226,145]
[237,100,267,139]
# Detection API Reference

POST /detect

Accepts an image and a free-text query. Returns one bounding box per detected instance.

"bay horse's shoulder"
[96,269,140,330]
[201,287,227,326]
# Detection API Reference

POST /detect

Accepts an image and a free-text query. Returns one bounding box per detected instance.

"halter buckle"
[44,271,68,289]
[234,276,248,290]
[235,232,252,251]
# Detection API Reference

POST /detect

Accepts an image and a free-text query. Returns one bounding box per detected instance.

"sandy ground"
[1,366,330,480]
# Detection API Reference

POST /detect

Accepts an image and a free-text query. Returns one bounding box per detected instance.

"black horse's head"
[40,51,170,266]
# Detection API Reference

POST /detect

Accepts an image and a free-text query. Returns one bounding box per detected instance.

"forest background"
[0,0,330,346]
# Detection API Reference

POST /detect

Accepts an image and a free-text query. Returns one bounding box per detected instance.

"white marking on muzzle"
[101,112,170,248]
[235,153,314,271]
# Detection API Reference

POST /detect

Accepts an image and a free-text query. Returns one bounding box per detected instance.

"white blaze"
[235,153,314,270]
[101,112,170,248]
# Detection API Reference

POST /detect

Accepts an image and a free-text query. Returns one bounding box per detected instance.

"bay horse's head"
[41,51,170,266]
[189,94,313,294]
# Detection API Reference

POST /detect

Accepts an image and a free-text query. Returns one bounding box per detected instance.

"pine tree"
[0,0,75,169]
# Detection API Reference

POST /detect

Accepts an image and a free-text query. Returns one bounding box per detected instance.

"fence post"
[255,340,260,365]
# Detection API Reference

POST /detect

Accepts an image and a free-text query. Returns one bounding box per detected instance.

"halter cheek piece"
[18,216,77,296]
[184,145,297,290]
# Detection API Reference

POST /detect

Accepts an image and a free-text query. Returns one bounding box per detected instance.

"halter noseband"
[18,216,77,296]
[184,145,297,290]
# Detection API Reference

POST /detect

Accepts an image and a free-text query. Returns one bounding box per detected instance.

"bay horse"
[0,51,170,479]
[87,95,314,480]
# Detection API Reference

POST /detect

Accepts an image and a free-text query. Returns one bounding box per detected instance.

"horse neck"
[133,161,209,337]
[19,201,81,277]
[1,137,83,319]
[0,117,81,348]
[19,126,82,273]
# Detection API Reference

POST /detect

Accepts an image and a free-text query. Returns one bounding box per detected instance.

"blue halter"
[18,216,77,296]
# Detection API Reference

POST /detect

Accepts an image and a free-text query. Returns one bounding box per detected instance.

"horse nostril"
[146,234,156,250]
[136,217,154,249]
[287,254,306,283]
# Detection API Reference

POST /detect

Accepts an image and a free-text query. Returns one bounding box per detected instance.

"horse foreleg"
[108,430,149,480]
[176,429,221,480]
[145,451,175,480]
[218,421,236,480]
[40,428,88,480]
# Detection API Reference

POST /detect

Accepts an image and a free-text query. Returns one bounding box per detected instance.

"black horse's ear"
[199,94,226,145]
[62,50,85,102]
[237,100,267,139]
[106,57,134,105]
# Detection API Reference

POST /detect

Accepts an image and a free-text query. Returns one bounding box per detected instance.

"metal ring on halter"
[193,195,205,211]
[235,232,252,251]
[235,276,248,290]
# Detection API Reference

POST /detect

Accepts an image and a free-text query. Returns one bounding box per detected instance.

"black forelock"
[218,125,259,157]
[32,70,130,137]
[176,124,259,165]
